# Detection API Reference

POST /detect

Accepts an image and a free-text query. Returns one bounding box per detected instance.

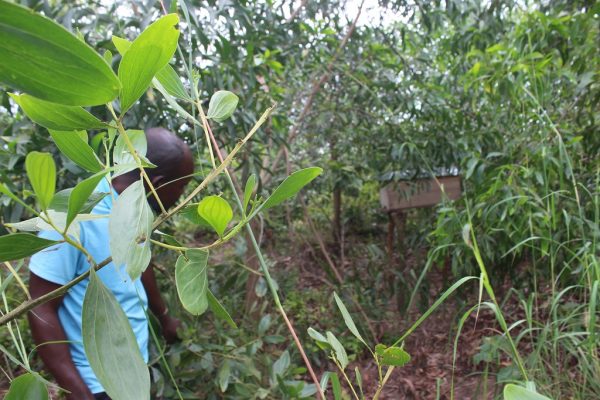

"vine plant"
[0,2,323,399]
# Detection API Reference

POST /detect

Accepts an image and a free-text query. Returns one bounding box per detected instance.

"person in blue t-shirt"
[28,128,195,400]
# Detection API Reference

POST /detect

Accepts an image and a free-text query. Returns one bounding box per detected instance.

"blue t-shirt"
[29,178,149,394]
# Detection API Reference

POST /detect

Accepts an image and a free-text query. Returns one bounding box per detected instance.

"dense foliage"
[0,0,598,399]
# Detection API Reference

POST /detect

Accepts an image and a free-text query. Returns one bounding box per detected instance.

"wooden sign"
[380,176,461,212]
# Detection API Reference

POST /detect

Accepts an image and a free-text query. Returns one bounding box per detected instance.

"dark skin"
[28,129,194,399]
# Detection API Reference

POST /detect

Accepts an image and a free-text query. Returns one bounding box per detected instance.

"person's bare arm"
[28,273,94,400]
[141,263,180,343]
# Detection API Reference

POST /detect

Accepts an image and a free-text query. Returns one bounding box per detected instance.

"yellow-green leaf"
[118,14,180,112]
[197,196,233,237]
[113,35,188,100]
[11,94,107,131]
[504,384,551,400]
[25,152,56,210]
[49,130,103,173]
[0,1,120,106]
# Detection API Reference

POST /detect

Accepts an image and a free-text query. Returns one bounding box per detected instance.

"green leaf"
[218,360,231,393]
[49,130,103,173]
[103,49,113,65]
[10,94,107,131]
[333,292,367,346]
[377,345,411,367]
[6,210,104,241]
[330,372,342,400]
[112,130,155,176]
[5,373,48,400]
[180,203,211,227]
[326,331,348,369]
[82,269,150,400]
[112,35,188,100]
[175,249,209,315]
[261,167,323,211]
[118,14,180,112]
[108,180,154,280]
[112,35,131,54]
[155,64,190,100]
[197,196,233,237]
[0,233,59,262]
[26,151,56,210]
[307,327,331,350]
[67,174,107,226]
[50,189,107,214]
[207,290,238,329]
[243,174,257,212]
[504,384,551,400]
[0,1,120,106]
[272,350,290,378]
[354,367,363,396]
[207,90,239,122]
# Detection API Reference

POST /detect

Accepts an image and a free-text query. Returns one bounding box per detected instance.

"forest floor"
[278,236,519,400]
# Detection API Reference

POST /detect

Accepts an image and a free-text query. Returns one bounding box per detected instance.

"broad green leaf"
[118,14,180,112]
[243,174,257,212]
[376,345,411,367]
[0,233,59,262]
[307,327,331,350]
[207,90,239,122]
[67,174,107,226]
[10,94,107,131]
[504,384,551,400]
[5,373,48,400]
[0,1,120,106]
[82,269,150,400]
[108,180,154,280]
[333,292,367,346]
[49,130,103,173]
[207,289,238,329]
[175,249,209,315]
[50,189,107,214]
[112,35,189,100]
[261,167,323,211]
[197,196,233,237]
[326,331,348,369]
[272,350,290,378]
[26,152,56,210]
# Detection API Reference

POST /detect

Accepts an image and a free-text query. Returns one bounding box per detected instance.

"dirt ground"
[287,239,506,400]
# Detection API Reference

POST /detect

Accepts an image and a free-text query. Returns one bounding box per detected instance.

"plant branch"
[196,104,325,399]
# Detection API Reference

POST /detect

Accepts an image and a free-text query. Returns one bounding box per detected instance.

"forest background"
[0,0,598,399]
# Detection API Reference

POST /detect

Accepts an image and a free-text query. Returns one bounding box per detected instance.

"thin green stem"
[107,103,168,215]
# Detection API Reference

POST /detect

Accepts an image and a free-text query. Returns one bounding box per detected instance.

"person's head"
[112,127,194,212]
